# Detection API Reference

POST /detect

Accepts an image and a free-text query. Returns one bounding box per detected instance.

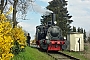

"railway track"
[47,51,80,60]
[31,44,80,60]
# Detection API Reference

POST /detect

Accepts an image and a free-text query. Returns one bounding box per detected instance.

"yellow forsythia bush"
[0,6,27,60]
[11,26,27,55]
[12,26,27,47]
[0,12,14,60]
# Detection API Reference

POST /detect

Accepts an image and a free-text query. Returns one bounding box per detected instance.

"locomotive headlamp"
[46,36,48,39]
[64,37,66,40]
[54,21,57,24]
[38,29,40,32]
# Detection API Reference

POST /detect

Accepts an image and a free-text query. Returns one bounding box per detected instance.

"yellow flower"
[6,6,13,16]
[0,6,26,60]
[21,46,24,48]
[0,9,14,60]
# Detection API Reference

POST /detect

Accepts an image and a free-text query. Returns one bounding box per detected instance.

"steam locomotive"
[36,13,67,52]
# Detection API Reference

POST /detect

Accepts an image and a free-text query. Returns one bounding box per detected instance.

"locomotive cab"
[36,25,46,40]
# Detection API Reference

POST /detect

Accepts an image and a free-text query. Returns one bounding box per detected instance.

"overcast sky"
[18,0,90,39]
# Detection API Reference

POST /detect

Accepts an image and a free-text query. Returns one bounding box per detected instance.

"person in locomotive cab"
[27,33,31,47]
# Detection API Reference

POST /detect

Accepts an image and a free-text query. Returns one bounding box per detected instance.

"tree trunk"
[0,0,4,13]
[12,0,18,28]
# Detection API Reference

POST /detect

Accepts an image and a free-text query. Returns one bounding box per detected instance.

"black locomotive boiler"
[36,13,67,51]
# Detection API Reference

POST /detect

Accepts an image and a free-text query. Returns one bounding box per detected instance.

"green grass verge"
[11,47,54,60]
[11,46,89,60]
[61,50,89,60]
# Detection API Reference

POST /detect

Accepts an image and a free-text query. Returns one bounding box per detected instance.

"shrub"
[0,11,14,60]
[11,26,27,55]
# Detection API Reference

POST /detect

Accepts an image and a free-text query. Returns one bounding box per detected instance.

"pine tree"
[84,29,87,43]
[41,0,73,36]
[88,33,90,43]
[77,27,80,32]
[81,28,83,33]
[77,27,83,33]
[72,26,76,32]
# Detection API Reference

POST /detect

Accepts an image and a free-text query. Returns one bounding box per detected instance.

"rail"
[47,51,80,60]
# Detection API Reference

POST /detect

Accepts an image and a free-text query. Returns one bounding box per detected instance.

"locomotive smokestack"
[51,13,56,25]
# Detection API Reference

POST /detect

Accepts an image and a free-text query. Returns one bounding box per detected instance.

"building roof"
[67,32,83,34]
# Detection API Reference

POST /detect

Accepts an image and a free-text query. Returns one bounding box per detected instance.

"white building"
[66,32,84,51]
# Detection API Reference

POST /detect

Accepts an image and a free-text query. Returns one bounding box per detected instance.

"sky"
[18,0,90,40]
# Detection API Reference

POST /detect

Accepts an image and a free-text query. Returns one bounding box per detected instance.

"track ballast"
[47,51,80,60]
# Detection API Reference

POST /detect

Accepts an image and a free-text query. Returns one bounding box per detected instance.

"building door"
[75,37,81,51]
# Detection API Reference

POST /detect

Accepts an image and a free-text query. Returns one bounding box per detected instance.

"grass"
[61,50,89,60]
[11,46,54,60]
[11,46,89,60]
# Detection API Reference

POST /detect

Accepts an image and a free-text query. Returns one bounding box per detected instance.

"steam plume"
[29,2,53,15]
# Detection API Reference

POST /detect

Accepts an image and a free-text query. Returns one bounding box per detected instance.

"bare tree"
[0,0,34,27]
[0,0,8,13]
[12,0,18,27]
[12,0,33,27]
